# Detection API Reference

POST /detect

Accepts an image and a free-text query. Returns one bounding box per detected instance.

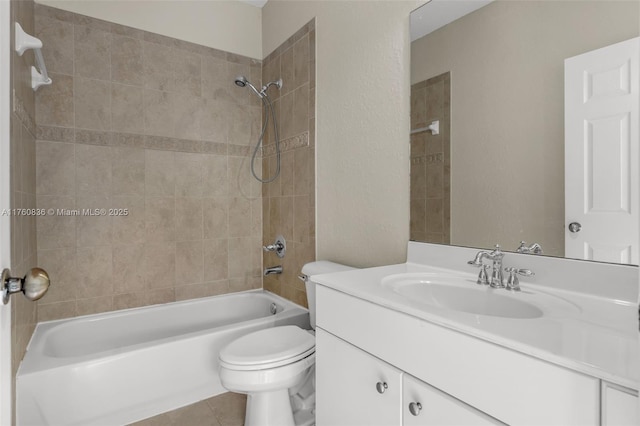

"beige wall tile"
[112,195,145,244]
[30,9,320,319]
[111,35,143,86]
[111,83,143,133]
[35,15,74,76]
[36,195,76,249]
[76,246,113,298]
[200,98,230,143]
[203,197,228,240]
[228,197,251,238]
[174,280,229,301]
[36,141,75,196]
[75,77,111,131]
[76,196,113,247]
[203,238,228,281]
[112,147,145,196]
[293,35,309,89]
[174,50,201,97]
[176,240,204,285]
[145,197,176,242]
[35,72,74,127]
[203,154,228,197]
[112,243,145,294]
[38,300,77,321]
[145,149,175,196]
[76,144,112,197]
[292,85,309,137]
[36,248,77,303]
[175,197,203,241]
[74,24,111,80]
[228,237,253,279]
[76,296,113,316]
[143,89,174,137]
[175,152,204,197]
[144,242,175,290]
[143,41,175,92]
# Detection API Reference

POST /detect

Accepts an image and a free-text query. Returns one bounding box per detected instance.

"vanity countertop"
[313,261,639,390]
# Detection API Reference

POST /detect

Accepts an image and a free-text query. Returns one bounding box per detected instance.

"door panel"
[565,37,639,264]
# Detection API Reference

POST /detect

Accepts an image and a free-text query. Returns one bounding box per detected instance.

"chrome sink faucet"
[468,245,505,288]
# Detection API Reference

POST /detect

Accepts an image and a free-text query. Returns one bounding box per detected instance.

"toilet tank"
[301,261,355,329]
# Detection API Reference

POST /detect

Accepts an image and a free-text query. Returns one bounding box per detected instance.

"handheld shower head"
[234,75,263,98]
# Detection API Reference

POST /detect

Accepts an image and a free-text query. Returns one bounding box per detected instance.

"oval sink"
[381,274,551,319]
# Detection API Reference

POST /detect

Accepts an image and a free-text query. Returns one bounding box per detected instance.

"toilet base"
[245,389,295,426]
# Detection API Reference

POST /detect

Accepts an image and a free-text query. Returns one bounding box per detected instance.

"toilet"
[219,261,354,426]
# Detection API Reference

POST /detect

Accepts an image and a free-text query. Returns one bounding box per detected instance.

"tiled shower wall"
[10,0,38,402]
[262,21,316,307]
[34,4,264,320]
[410,72,451,244]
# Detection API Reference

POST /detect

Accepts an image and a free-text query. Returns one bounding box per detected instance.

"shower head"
[234,75,264,98]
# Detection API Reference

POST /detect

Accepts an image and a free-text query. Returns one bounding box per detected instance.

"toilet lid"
[220,326,315,368]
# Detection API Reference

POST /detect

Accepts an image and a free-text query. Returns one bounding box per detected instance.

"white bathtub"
[17,290,310,426]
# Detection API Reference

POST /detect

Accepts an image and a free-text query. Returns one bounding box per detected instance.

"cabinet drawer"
[602,382,639,425]
[403,374,505,425]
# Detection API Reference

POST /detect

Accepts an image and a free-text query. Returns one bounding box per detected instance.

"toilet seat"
[220,326,315,371]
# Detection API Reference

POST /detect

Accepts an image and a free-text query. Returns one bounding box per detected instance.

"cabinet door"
[601,382,639,425]
[316,328,403,426]
[403,374,505,426]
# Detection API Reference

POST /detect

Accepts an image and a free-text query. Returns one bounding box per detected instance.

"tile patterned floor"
[130,392,247,426]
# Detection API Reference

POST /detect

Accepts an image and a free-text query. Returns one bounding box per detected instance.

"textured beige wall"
[34,4,263,320]
[35,0,262,59]
[411,1,640,256]
[263,1,421,268]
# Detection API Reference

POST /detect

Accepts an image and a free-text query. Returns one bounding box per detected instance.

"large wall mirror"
[410,0,640,265]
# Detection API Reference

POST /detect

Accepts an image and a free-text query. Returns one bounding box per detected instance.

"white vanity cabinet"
[601,382,639,425]
[316,328,402,425]
[402,374,504,425]
[316,328,504,425]
[315,285,603,425]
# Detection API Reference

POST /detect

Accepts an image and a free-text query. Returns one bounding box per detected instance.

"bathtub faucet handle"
[263,235,286,258]
[2,267,50,304]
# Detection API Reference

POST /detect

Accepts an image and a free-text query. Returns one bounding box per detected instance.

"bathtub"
[17,290,310,426]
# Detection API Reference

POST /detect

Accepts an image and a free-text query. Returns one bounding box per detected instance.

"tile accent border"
[37,126,252,156]
[13,92,36,136]
[262,131,309,157]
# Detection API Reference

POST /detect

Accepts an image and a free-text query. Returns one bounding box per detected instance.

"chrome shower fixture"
[233,75,284,183]
[234,75,283,99]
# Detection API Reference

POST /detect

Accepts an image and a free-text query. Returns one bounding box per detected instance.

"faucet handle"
[504,268,534,291]
[476,264,489,285]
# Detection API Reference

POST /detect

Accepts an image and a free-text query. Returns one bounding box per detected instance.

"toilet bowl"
[219,261,355,426]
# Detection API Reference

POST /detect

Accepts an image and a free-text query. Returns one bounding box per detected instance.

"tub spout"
[264,265,283,276]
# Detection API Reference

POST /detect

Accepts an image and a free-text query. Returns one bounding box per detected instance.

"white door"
[0,0,12,424]
[565,37,639,264]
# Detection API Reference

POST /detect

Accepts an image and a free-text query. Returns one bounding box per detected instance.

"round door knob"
[375,381,388,394]
[409,402,422,416]
[2,267,50,304]
[568,222,582,233]
[23,268,50,301]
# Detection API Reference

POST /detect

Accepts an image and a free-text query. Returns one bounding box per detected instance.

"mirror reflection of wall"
[410,72,450,244]
[410,0,640,264]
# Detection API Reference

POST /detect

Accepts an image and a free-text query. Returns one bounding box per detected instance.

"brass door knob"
[2,267,50,304]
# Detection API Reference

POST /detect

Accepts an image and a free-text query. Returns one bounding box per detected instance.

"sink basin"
[381,274,545,319]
